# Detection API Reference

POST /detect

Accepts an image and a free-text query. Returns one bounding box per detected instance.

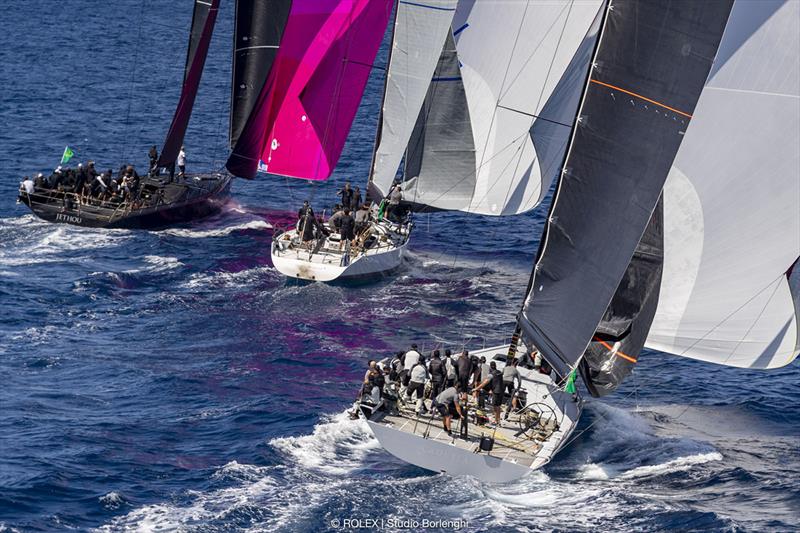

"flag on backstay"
[60,146,75,165]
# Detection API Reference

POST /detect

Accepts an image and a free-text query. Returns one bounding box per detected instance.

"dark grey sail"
[579,198,663,397]
[229,0,292,149]
[158,0,220,167]
[400,28,476,212]
[517,0,733,378]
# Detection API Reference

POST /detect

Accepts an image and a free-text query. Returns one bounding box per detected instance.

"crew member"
[337,182,353,209]
[351,186,362,211]
[339,209,355,251]
[428,350,446,399]
[502,358,522,418]
[406,355,428,414]
[401,344,421,388]
[475,361,504,425]
[149,145,159,174]
[432,385,464,433]
[328,204,345,232]
[177,146,187,178]
[455,350,471,393]
[19,176,34,195]
[386,184,403,221]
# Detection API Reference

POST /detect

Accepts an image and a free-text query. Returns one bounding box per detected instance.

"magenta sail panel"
[227,0,393,181]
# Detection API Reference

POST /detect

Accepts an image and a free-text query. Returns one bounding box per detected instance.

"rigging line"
[559,388,637,450]
[346,59,388,71]
[495,0,576,221]
[123,0,148,165]
[472,0,531,194]
[496,0,574,104]
[671,271,789,360]
[496,106,573,128]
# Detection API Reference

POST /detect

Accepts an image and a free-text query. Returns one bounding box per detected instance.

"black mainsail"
[229,0,292,150]
[158,0,221,167]
[517,0,733,380]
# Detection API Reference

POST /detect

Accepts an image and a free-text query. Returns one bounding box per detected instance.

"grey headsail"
[579,198,663,397]
[401,28,476,212]
[229,0,292,150]
[517,0,733,379]
[158,0,220,167]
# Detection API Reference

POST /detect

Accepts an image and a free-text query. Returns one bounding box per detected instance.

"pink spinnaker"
[226,0,393,181]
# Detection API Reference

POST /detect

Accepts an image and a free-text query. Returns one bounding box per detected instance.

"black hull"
[19,174,232,229]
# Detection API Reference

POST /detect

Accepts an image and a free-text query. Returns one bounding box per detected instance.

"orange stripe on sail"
[590,79,693,119]
[593,337,638,363]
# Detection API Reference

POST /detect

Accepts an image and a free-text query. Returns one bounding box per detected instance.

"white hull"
[363,344,582,482]
[271,219,410,282]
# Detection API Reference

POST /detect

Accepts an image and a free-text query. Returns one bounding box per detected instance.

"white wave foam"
[99,491,125,510]
[618,451,723,480]
[0,225,131,266]
[182,266,273,290]
[122,255,183,274]
[161,219,270,239]
[269,411,380,475]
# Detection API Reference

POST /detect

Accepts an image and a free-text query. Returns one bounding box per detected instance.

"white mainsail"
[453,0,603,215]
[369,0,458,195]
[371,0,605,216]
[646,0,800,369]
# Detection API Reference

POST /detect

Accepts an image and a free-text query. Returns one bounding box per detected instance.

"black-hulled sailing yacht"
[358,0,800,481]
[19,0,231,229]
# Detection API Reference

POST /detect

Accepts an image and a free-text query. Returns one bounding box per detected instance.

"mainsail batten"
[227,0,394,181]
[158,0,220,167]
[517,0,734,378]
[644,0,800,369]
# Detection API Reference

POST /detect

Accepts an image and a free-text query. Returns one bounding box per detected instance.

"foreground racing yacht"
[358,0,800,481]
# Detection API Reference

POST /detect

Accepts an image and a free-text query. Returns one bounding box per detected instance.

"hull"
[367,420,532,482]
[19,174,232,229]
[271,219,410,282]
[361,344,582,482]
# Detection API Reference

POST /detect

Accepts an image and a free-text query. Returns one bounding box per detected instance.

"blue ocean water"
[1,1,798,531]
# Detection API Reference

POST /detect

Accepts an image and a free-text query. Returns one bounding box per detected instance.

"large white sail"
[453,0,603,215]
[369,0,458,197]
[645,0,800,369]
[371,0,604,216]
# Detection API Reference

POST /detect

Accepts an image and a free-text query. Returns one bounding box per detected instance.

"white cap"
[78,163,83,168]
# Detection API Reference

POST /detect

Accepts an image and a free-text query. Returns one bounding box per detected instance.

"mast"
[158,0,220,168]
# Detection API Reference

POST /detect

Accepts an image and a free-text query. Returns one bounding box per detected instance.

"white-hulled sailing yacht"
[359,0,800,481]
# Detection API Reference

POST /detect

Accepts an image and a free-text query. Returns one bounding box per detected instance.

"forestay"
[645,0,800,369]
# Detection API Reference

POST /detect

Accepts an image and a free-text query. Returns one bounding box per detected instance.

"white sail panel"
[646,0,800,369]
[453,0,603,215]
[369,0,457,197]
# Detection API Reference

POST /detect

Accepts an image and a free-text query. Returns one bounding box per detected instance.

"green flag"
[377,199,386,221]
[60,145,75,165]
[564,369,577,394]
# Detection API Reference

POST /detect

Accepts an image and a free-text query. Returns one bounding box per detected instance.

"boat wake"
[97,403,738,532]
